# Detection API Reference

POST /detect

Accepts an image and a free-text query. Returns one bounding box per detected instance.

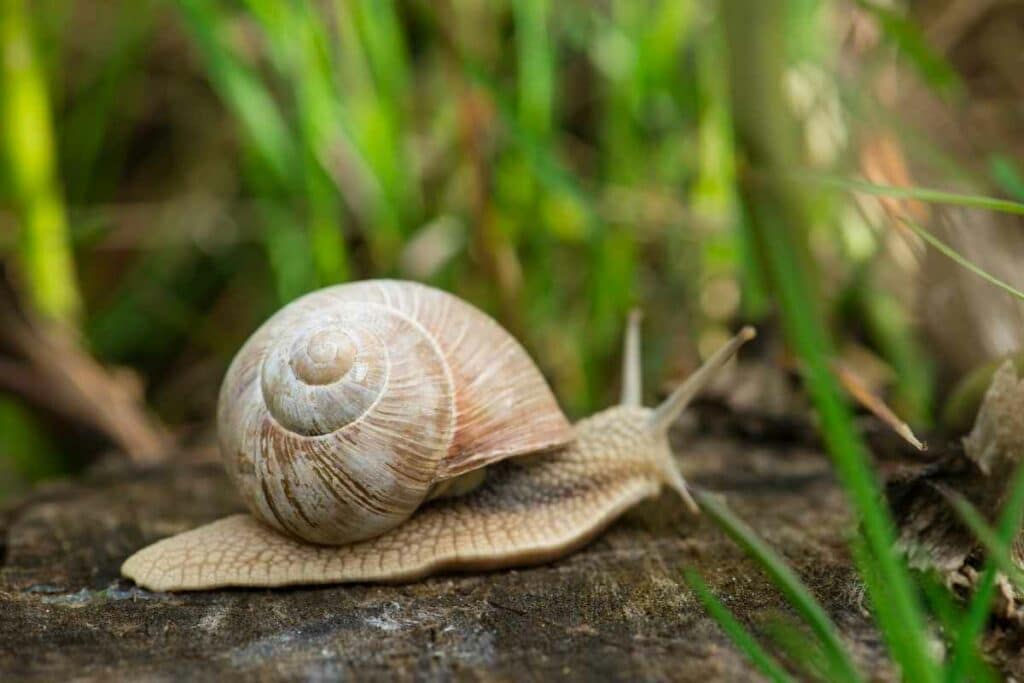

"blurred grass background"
[0,0,1022,498]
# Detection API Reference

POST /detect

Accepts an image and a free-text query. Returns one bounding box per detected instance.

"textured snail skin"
[122,406,675,591]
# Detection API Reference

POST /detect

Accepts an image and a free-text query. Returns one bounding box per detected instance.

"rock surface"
[1,420,887,681]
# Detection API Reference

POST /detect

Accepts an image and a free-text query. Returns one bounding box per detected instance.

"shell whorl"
[261,323,379,436]
[217,280,573,546]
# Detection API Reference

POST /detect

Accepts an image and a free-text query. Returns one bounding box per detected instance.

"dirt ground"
[2,408,905,682]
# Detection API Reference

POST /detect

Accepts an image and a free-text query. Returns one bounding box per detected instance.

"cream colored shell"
[217,280,573,546]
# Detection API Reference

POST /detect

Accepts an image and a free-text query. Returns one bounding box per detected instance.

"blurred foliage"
[1,0,79,322]
[0,0,1019,489]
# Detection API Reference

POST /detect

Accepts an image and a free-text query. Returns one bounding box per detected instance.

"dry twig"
[0,292,172,463]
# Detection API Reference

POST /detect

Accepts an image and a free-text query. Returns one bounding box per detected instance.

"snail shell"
[217,280,573,545]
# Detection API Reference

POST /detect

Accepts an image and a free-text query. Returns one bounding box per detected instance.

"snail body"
[122,281,753,591]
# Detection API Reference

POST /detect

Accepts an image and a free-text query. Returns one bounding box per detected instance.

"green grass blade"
[947,494,1024,587]
[348,0,417,231]
[0,0,81,323]
[683,568,795,683]
[332,0,372,92]
[853,0,960,96]
[721,1,939,677]
[62,0,155,204]
[917,574,963,643]
[763,616,834,681]
[251,191,315,304]
[802,174,1024,216]
[0,396,66,497]
[177,0,297,189]
[468,64,595,219]
[918,573,997,683]
[351,0,409,104]
[989,156,1024,202]
[694,490,863,683]
[642,0,694,85]
[755,197,938,683]
[514,0,554,140]
[288,3,350,284]
[942,355,1024,433]
[901,217,1024,302]
[945,488,1024,590]
[945,459,1024,680]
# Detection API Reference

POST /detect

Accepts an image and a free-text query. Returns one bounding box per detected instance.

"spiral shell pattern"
[217,280,573,545]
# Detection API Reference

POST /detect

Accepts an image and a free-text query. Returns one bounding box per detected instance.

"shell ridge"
[260,301,462,439]
[306,442,398,519]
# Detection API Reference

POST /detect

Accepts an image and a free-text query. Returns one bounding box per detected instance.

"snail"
[122,280,753,591]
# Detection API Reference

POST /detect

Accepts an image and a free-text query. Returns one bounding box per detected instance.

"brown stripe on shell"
[216,280,573,546]
[218,290,456,545]
[323,281,574,480]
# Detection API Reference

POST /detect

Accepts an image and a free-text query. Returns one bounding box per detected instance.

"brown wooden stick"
[833,361,926,452]
[0,296,173,463]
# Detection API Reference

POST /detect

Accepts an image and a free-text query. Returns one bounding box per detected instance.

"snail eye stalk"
[648,326,756,434]
[620,309,644,407]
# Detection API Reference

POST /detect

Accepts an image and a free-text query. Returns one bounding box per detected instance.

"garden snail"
[122,280,754,591]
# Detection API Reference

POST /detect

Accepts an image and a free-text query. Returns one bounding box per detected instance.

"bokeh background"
[1,0,1023,498]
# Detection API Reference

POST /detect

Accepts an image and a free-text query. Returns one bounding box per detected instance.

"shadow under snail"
[122,280,754,591]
